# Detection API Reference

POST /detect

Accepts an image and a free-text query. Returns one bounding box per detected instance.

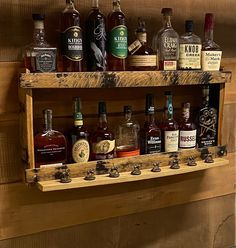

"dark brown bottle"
[107,0,128,71]
[91,102,115,160]
[61,0,83,72]
[140,94,162,154]
[86,0,107,71]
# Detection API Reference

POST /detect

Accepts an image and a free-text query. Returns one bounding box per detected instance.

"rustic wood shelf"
[20,70,231,88]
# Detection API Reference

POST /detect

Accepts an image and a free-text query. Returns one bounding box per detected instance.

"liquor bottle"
[128,18,157,71]
[160,91,179,152]
[24,14,57,73]
[179,20,202,70]
[116,106,140,158]
[107,0,128,71]
[179,102,197,149]
[202,13,222,71]
[68,97,90,163]
[91,102,115,160]
[61,0,83,72]
[86,0,107,71]
[34,109,67,168]
[158,8,179,70]
[197,86,217,147]
[140,94,162,154]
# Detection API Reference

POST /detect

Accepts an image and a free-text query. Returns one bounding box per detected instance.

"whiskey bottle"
[68,97,90,163]
[202,13,222,71]
[197,86,217,147]
[116,106,140,158]
[179,20,202,70]
[91,102,115,160]
[61,0,83,72]
[86,0,107,71]
[160,91,179,152]
[140,94,162,154]
[128,18,157,71]
[158,8,179,70]
[34,109,67,168]
[107,0,128,71]
[179,102,197,149]
[24,14,57,73]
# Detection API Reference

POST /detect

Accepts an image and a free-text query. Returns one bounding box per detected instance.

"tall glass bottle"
[116,106,140,158]
[160,91,179,152]
[107,0,128,71]
[202,13,222,71]
[68,98,90,163]
[61,0,83,72]
[140,94,162,154]
[158,8,179,70]
[86,0,107,71]
[34,109,67,168]
[91,102,115,160]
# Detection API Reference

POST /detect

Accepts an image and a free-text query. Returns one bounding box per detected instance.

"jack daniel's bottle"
[86,0,107,71]
[197,86,217,147]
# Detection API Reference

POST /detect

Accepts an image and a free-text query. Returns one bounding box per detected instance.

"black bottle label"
[34,48,57,72]
[143,136,161,154]
[61,26,83,61]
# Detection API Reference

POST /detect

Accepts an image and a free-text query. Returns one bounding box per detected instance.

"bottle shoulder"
[179,33,201,44]
[202,40,221,51]
[159,28,179,39]
[87,9,106,21]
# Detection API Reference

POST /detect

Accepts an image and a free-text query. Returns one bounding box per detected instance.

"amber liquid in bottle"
[61,0,83,72]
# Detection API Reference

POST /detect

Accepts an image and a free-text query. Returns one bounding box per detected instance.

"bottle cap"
[164,91,172,96]
[161,8,173,16]
[43,109,52,115]
[145,94,155,114]
[32,14,45,21]
[185,20,194,32]
[204,13,214,31]
[98,101,107,115]
[124,106,132,114]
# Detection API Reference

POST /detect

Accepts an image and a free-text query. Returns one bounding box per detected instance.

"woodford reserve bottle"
[178,102,197,149]
[128,18,157,70]
[158,8,179,70]
[140,94,162,154]
[179,20,202,70]
[67,98,90,163]
[160,91,179,152]
[34,109,67,168]
[91,102,115,160]
[86,0,107,71]
[24,14,57,72]
[61,0,83,72]
[202,13,222,71]
[107,0,128,71]
[197,86,217,148]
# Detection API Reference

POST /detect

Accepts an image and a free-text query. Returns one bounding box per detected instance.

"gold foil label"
[72,139,90,163]
[92,140,115,154]
[128,55,157,67]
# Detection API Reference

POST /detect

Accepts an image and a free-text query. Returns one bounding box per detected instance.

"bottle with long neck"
[140,94,161,154]
[107,0,128,71]
[202,13,222,71]
[61,0,83,72]
[86,0,107,71]
[91,102,115,160]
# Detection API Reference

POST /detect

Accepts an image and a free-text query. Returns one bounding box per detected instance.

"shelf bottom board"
[37,158,229,192]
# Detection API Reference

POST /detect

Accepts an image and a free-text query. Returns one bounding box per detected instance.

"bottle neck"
[44,111,52,131]
[164,95,173,120]
[113,1,121,11]
[125,112,132,122]
[74,113,83,127]
[137,32,147,44]
[65,0,76,11]
[33,21,45,43]
[92,0,99,8]
[163,15,172,28]
[99,113,108,128]
[182,107,190,122]
[205,28,214,42]
[146,112,155,124]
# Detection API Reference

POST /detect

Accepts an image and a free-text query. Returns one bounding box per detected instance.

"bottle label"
[61,26,83,61]
[163,61,177,70]
[128,40,142,54]
[34,48,57,72]
[162,36,178,58]
[201,51,222,71]
[128,55,157,67]
[109,25,128,59]
[72,139,90,163]
[179,130,197,148]
[145,136,162,154]
[179,44,201,69]
[164,130,179,152]
[92,140,115,154]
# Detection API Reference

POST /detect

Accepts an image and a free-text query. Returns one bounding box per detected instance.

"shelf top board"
[20,70,231,89]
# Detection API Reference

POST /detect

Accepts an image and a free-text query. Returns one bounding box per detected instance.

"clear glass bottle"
[202,13,222,71]
[86,0,107,71]
[178,102,197,149]
[128,18,157,71]
[158,8,179,70]
[61,0,83,72]
[91,102,115,160]
[116,106,140,158]
[34,109,67,168]
[179,20,202,70]
[140,94,162,154]
[107,0,128,71]
[24,14,57,73]
[67,97,90,163]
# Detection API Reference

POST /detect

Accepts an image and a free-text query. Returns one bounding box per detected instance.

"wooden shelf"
[20,70,231,88]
